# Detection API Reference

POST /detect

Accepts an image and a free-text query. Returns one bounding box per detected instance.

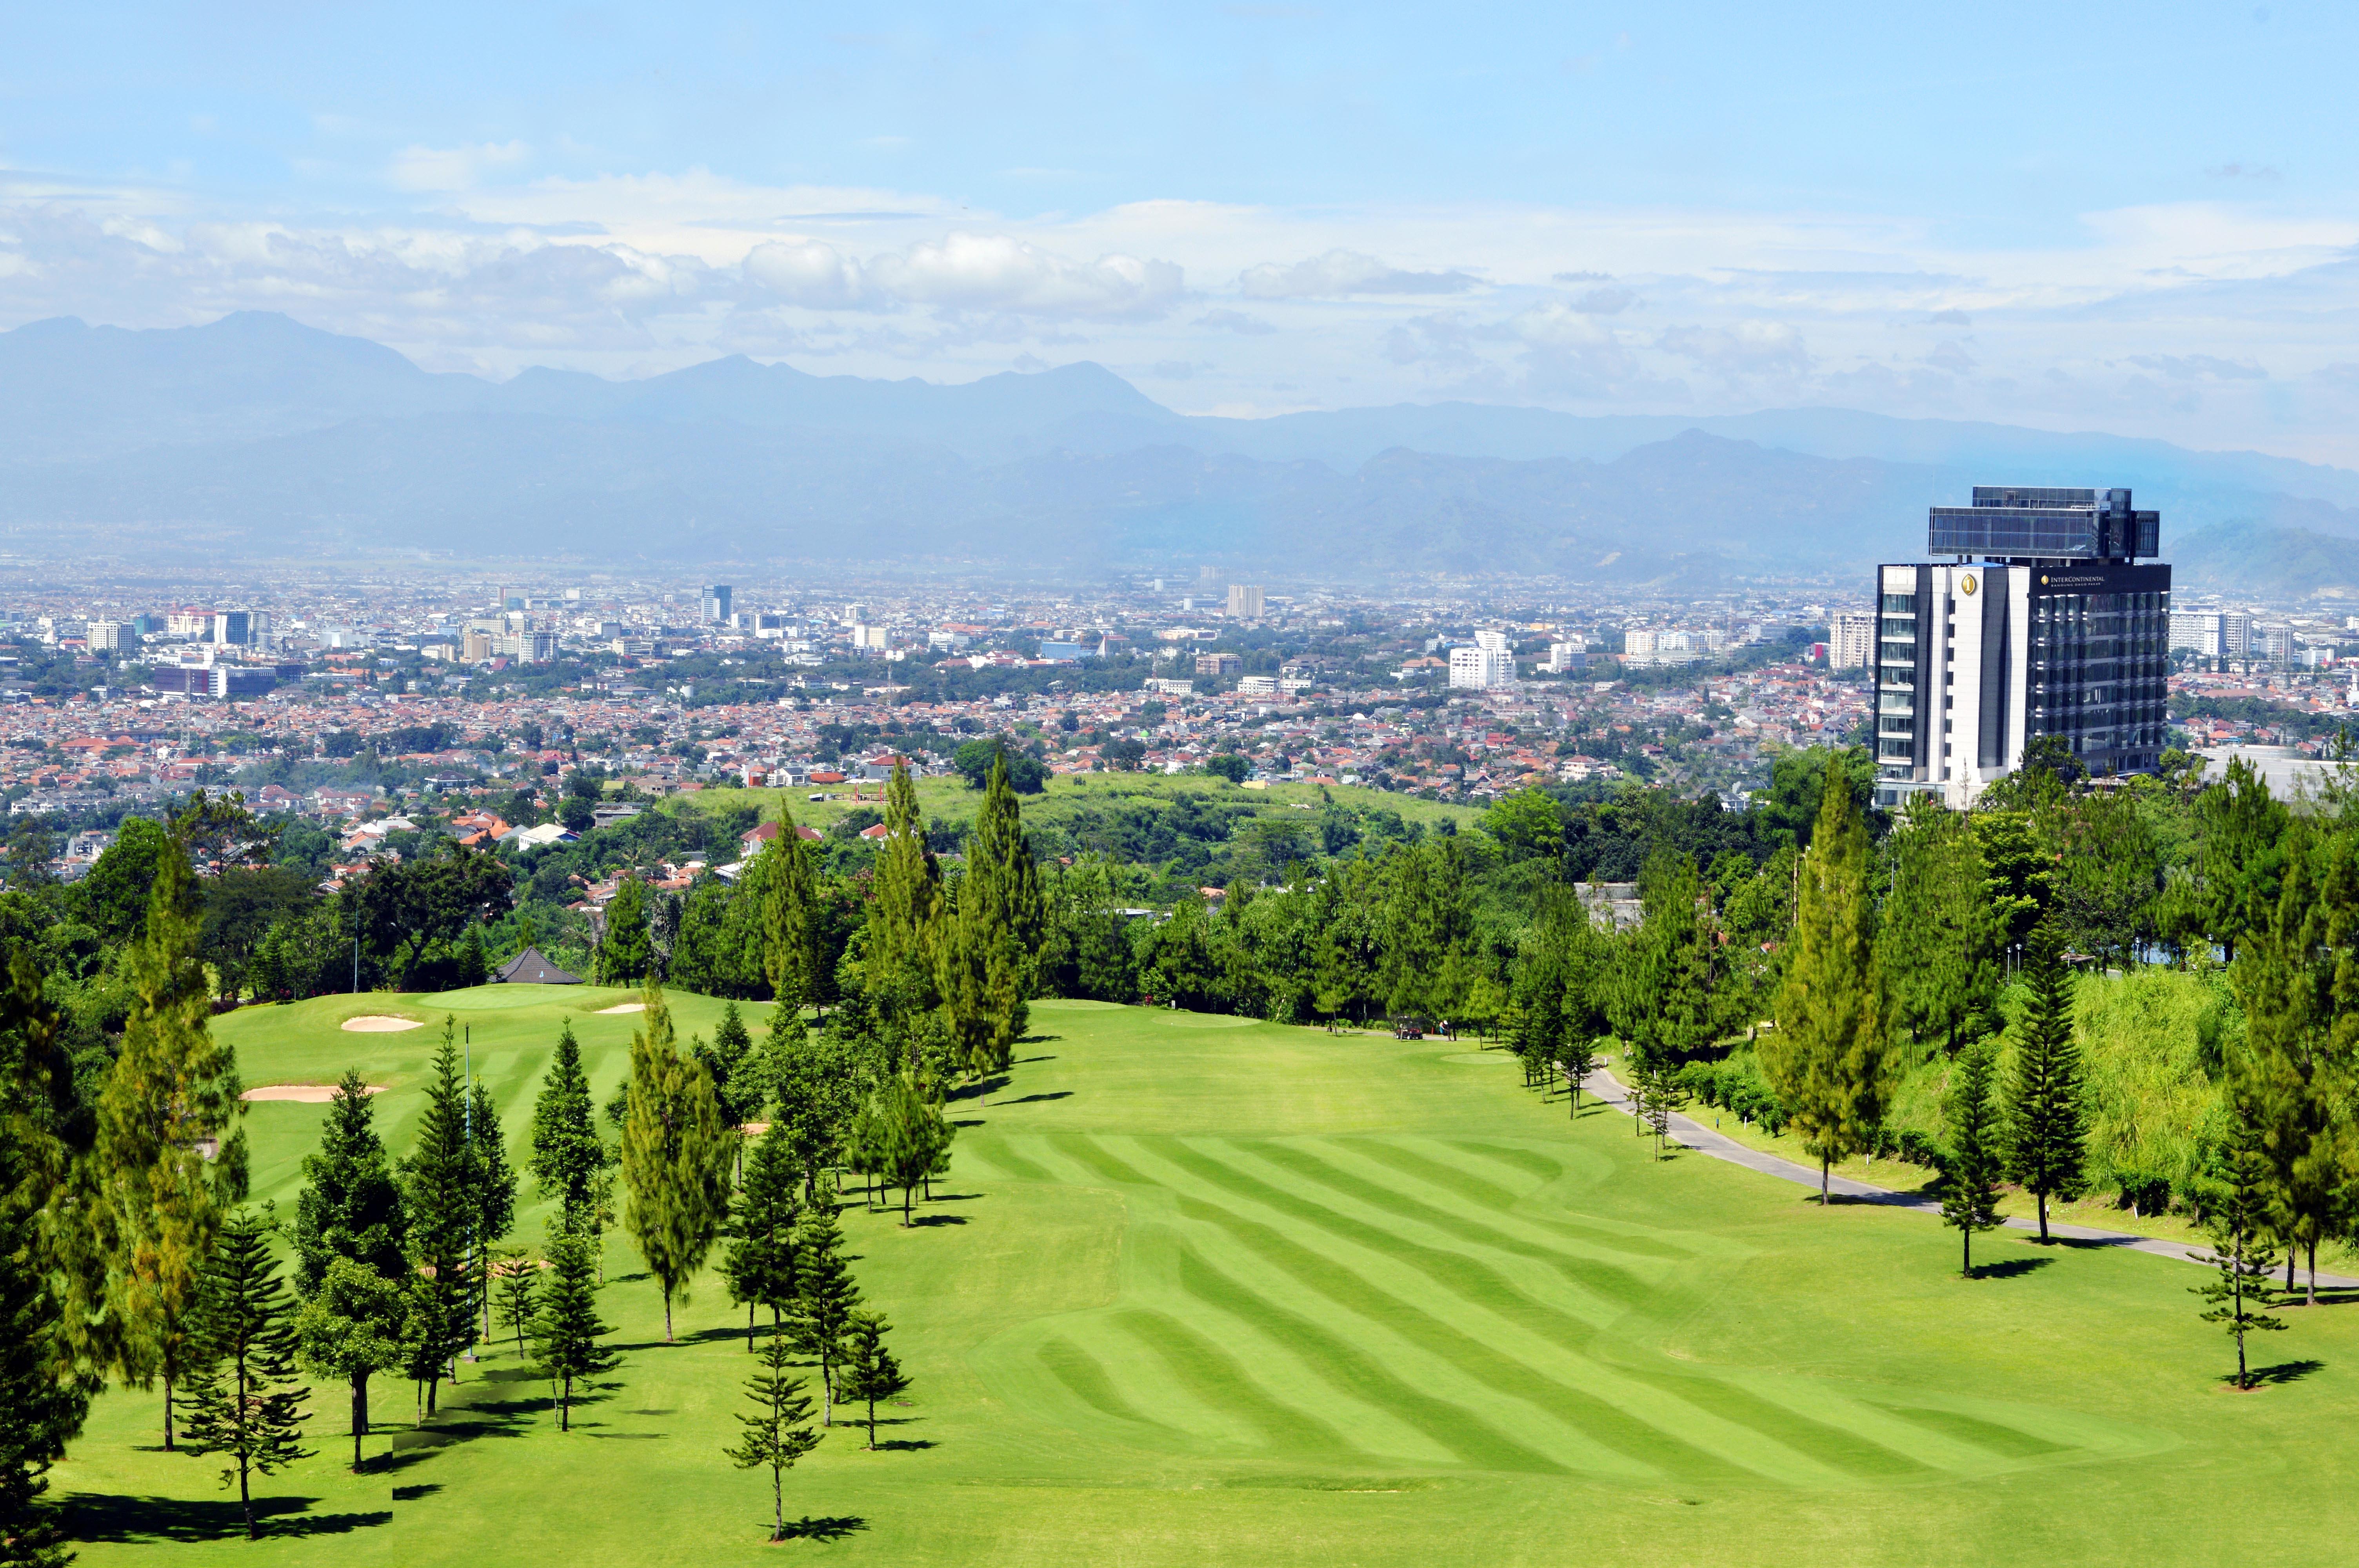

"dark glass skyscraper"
[1874,486,2171,807]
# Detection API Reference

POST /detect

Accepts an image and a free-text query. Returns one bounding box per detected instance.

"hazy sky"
[7,2,2359,460]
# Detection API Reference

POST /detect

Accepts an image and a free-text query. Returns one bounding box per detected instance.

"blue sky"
[7,2,2359,459]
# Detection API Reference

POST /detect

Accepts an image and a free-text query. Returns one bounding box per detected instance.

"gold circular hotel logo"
[1960,573,1978,595]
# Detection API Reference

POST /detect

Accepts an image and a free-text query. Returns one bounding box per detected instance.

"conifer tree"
[532,1230,619,1431]
[292,1070,407,1294]
[760,1007,854,1202]
[1939,1038,2006,1277]
[2232,851,2344,1304]
[787,1204,861,1426]
[2194,1108,2287,1391]
[456,924,488,988]
[1880,795,2001,1054]
[761,808,827,1011]
[619,985,737,1341]
[723,1121,802,1350]
[492,1247,539,1360]
[79,839,244,1449]
[864,764,945,1060]
[401,1022,474,1412]
[598,876,655,984]
[528,1018,611,1239]
[1762,758,1890,1204]
[466,1078,518,1341]
[838,1307,911,1451]
[180,1210,312,1539]
[0,1116,90,1568]
[294,1256,406,1471]
[725,1333,821,1543]
[951,752,1043,1069]
[2006,920,2086,1243]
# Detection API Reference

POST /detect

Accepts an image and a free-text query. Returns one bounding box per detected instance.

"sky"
[7,2,2359,461]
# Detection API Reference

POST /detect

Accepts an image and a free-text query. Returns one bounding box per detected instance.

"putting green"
[50,992,2359,1566]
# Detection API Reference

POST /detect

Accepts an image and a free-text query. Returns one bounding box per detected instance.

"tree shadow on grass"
[65,1494,392,1544]
[391,1483,441,1503]
[2238,1359,2325,1388]
[998,1091,1072,1106]
[1968,1257,2055,1280]
[781,1515,869,1542]
[907,1213,968,1228]
[614,1325,741,1352]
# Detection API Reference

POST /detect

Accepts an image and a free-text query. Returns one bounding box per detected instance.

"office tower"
[1227,583,1265,619]
[702,584,733,624]
[1875,485,2170,807]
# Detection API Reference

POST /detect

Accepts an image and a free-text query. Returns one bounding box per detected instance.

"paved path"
[1574,1065,2359,1292]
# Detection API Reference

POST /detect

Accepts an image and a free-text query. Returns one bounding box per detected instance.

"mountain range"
[4,310,2357,593]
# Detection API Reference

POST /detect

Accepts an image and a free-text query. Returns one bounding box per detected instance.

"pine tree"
[787,1204,861,1426]
[723,1121,802,1350]
[0,1117,90,1568]
[401,1022,475,1413]
[1881,794,2001,1054]
[724,1333,822,1543]
[80,839,243,1449]
[456,924,489,988]
[864,765,945,1061]
[953,752,1042,1069]
[467,1078,518,1342]
[838,1307,911,1450]
[761,808,827,1011]
[2232,851,2344,1304]
[292,1070,407,1295]
[697,1002,760,1132]
[599,877,654,985]
[2006,920,2086,1243]
[2194,1108,2288,1391]
[1762,758,1890,1204]
[870,1075,954,1227]
[492,1247,539,1360]
[532,1230,619,1431]
[1939,1038,2006,1278]
[619,985,737,1341]
[529,1018,611,1239]
[294,1257,406,1470]
[180,1210,313,1539]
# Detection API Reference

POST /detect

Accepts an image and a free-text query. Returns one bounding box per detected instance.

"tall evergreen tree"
[1762,757,1890,1203]
[0,1117,90,1568]
[401,1022,474,1412]
[492,1247,539,1360]
[1939,1038,2006,1277]
[78,840,244,1448]
[180,1210,312,1540]
[864,766,945,1062]
[529,1018,611,1239]
[724,1333,822,1543]
[761,808,827,1011]
[723,1121,802,1350]
[838,1307,911,1450]
[787,1204,861,1427]
[292,1070,407,1293]
[598,876,655,984]
[466,1078,518,1343]
[1880,795,2001,1054]
[759,1007,855,1203]
[869,1075,955,1227]
[2194,1107,2288,1391]
[2006,920,2086,1243]
[619,985,737,1341]
[294,1257,406,1471]
[942,752,1043,1072]
[531,1230,618,1431]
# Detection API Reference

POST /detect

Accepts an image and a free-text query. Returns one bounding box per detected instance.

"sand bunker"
[596,1002,645,1014]
[341,1015,425,1033]
[243,1083,387,1104]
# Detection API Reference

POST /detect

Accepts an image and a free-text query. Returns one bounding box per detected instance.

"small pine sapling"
[725,1334,823,1543]
[838,1308,911,1450]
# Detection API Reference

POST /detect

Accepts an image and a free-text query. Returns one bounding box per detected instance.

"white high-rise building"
[1448,643,1515,690]
[1829,612,1877,671]
[1227,583,1266,619]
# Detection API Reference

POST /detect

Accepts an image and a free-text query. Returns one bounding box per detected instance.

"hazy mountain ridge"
[3,310,2355,582]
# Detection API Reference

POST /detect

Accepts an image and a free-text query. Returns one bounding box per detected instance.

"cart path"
[1572,1065,2359,1292]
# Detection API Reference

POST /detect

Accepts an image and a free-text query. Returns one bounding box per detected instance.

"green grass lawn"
[52,991,2359,1564]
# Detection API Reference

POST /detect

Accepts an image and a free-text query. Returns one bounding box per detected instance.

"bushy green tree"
[0,1116,91,1568]
[294,1257,406,1471]
[292,1069,407,1293]
[598,876,654,985]
[1881,795,2000,1054]
[180,1210,313,1539]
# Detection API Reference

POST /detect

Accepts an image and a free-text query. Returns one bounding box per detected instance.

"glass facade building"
[1875,486,2171,808]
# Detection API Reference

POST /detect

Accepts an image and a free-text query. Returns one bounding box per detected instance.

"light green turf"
[52,993,2359,1564]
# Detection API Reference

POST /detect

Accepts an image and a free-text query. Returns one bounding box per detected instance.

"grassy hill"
[51,986,2359,1564]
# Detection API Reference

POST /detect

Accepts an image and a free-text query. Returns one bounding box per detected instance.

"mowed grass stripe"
[1111,1309,1369,1463]
[1036,1334,1158,1428]
[1156,1138,1869,1487]
[1054,1312,1265,1448]
[1162,1223,1587,1476]
[1129,1140,1761,1481]
[960,1135,1056,1185]
[1603,1366,1936,1481]
[1863,1403,2073,1461]
[1371,1139,1703,1261]
[1209,1140,1657,1318]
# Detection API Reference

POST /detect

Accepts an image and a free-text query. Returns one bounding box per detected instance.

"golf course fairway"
[50,989,2359,1564]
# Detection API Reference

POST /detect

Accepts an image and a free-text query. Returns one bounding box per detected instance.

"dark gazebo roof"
[493,947,580,985]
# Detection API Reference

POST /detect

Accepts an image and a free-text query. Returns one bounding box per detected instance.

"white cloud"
[1195,307,1276,334]
[387,141,531,193]
[1657,319,1813,378]
[743,231,1184,319]
[1236,249,1478,299]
